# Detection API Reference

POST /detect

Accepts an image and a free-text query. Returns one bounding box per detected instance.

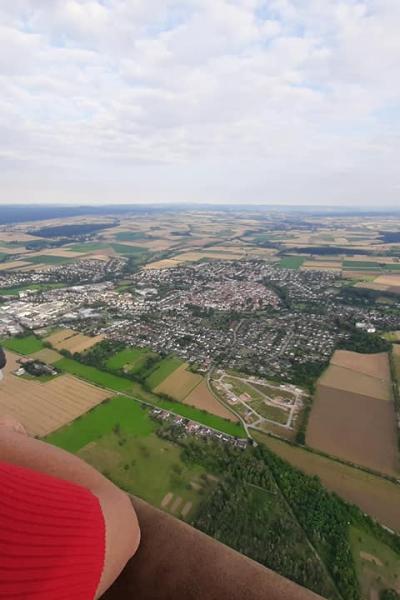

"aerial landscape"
[0,205,399,599]
[1,0,400,598]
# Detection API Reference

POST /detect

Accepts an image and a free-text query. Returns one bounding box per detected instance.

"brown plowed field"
[318,364,390,400]
[331,350,391,380]
[184,381,238,421]
[307,385,398,476]
[0,352,111,436]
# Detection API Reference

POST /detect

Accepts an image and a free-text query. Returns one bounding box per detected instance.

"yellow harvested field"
[144,259,179,270]
[172,251,243,262]
[0,246,27,255]
[184,381,238,421]
[30,348,63,364]
[46,328,77,346]
[318,364,390,400]
[374,275,400,287]
[355,282,390,292]
[330,350,391,381]
[26,249,84,258]
[155,364,202,401]
[0,352,111,436]
[0,232,40,242]
[51,332,104,353]
[117,240,175,251]
[303,261,342,269]
[0,260,31,271]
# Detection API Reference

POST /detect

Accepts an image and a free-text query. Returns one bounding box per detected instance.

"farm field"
[144,259,179,270]
[184,381,238,421]
[350,527,400,599]
[25,254,75,265]
[0,352,111,436]
[331,350,391,380]
[145,356,183,389]
[307,351,398,476]
[53,357,244,436]
[46,328,104,353]
[68,242,110,252]
[0,260,32,271]
[30,348,62,363]
[55,358,134,392]
[46,395,155,452]
[106,347,157,373]
[154,363,202,401]
[278,256,305,269]
[47,396,208,520]
[318,364,390,400]
[79,433,208,520]
[2,334,44,354]
[255,433,400,532]
[45,328,77,345]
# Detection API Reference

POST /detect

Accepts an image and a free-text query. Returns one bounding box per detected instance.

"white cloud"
[0,0,399,205]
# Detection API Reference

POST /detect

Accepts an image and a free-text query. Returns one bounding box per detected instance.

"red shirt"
[0,461,105,599]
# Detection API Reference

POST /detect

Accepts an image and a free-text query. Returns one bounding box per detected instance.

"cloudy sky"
[0,0,399,206]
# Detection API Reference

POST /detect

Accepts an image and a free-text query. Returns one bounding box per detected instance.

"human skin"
[0,417,140,599]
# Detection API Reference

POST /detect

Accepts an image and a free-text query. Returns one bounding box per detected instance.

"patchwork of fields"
[307,350,398,476]
[0,352,111,436]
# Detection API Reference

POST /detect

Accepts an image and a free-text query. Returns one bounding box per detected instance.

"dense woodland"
[179,438,400,600]
[31,222,115,238]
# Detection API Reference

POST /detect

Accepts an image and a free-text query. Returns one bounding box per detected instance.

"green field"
[0,283,65,296]
[106,347,156,373]
[46,396,209,514]
[343,261,381,270]
[278,256,305,269]
[46,396,155,452]
[26,255,75,265]
[2,335,44,355]
[55,358,133,392]
[68,243,110,252]
[115,232,148,242]
[80,432,208,513]
[384,264,400,271]
[350,526,400,598]
[145,356,183,389]
[53,357,245,436]
[111,243,148,256]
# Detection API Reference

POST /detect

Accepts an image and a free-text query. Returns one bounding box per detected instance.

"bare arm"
[0,421,140,598]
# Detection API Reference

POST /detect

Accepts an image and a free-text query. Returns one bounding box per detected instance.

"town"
[1,259,399,383]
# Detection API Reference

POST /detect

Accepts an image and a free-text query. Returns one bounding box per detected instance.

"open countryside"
[0,352,111,436]
[0,206,399,599]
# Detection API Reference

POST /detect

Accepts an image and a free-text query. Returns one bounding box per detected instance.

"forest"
[179,438,400,600]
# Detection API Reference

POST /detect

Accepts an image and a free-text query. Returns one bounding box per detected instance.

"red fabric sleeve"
[0,461,105,599]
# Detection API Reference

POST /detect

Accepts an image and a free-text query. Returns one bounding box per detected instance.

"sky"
[0,0,399,206]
